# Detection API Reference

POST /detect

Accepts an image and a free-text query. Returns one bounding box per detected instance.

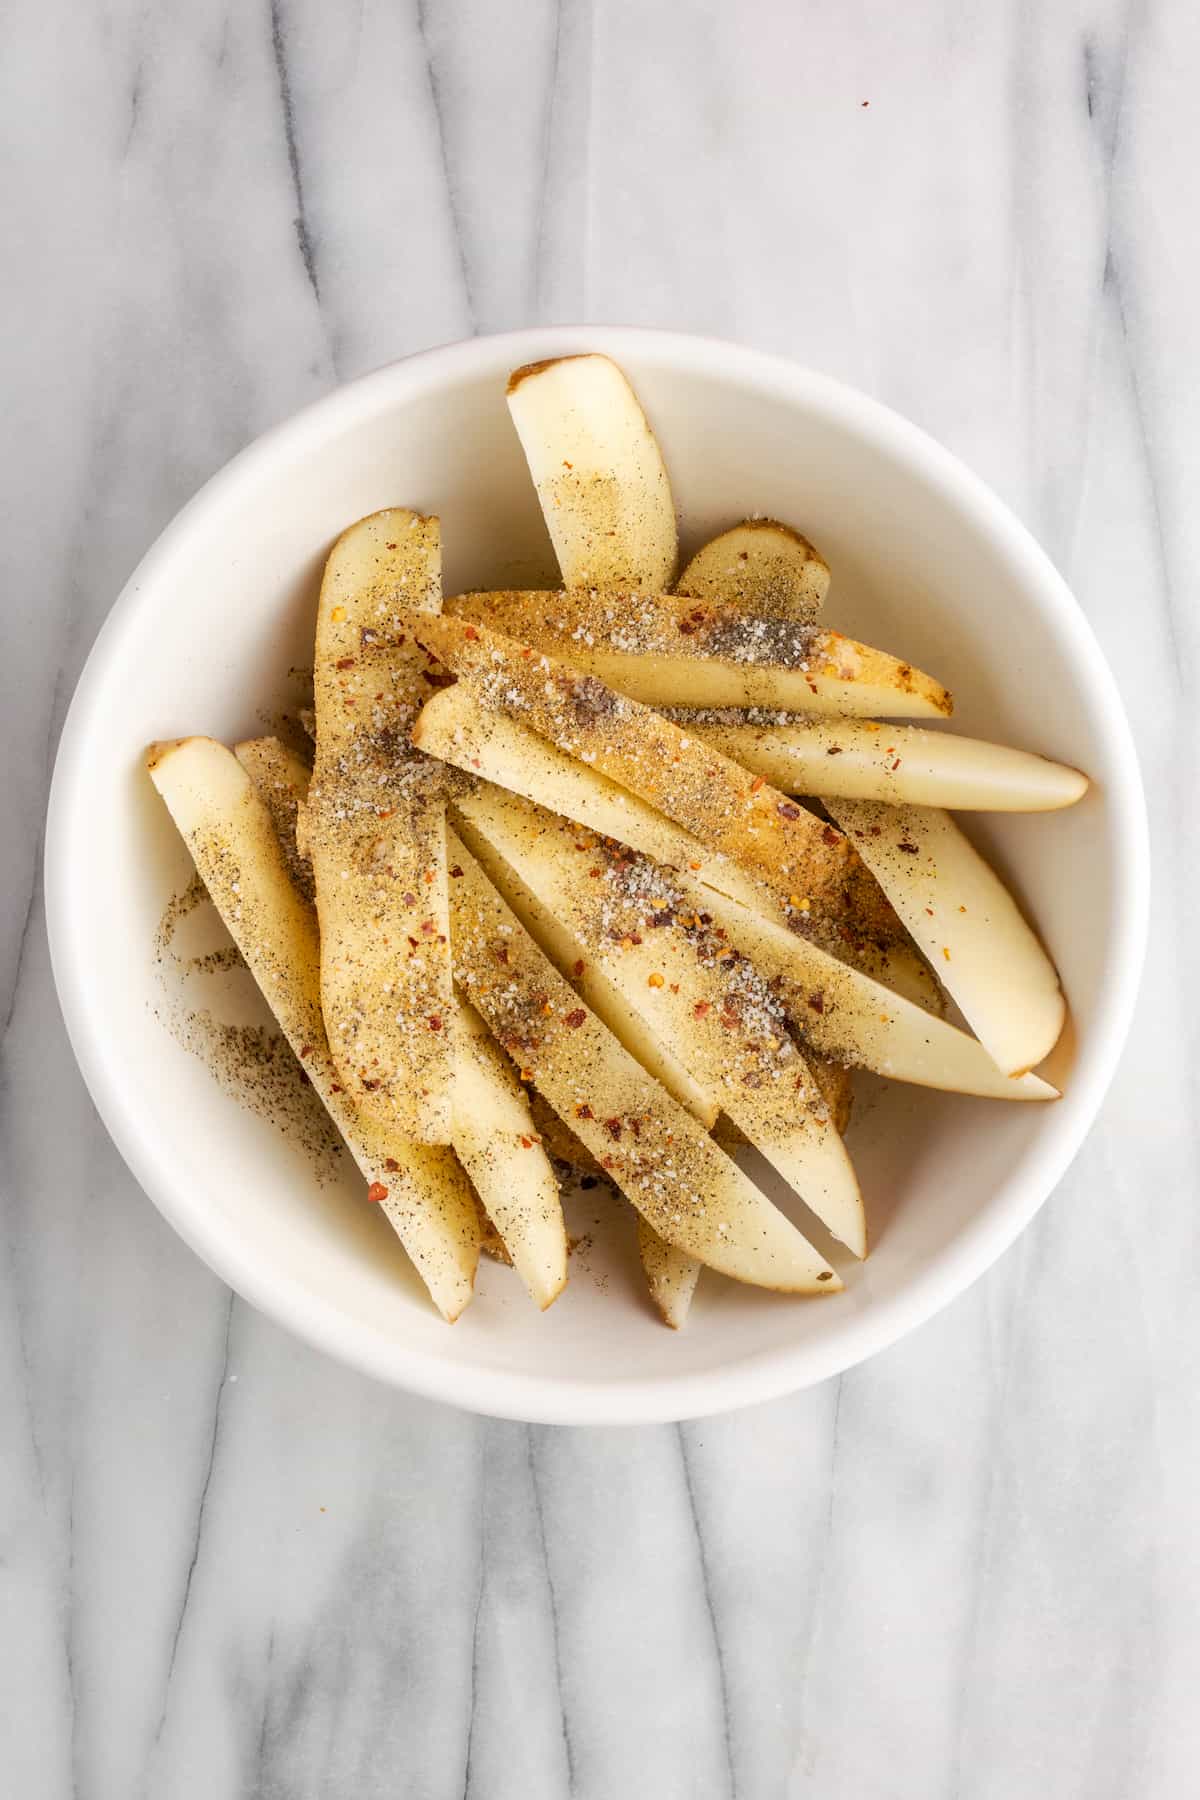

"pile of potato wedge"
[147,354,1087,1329]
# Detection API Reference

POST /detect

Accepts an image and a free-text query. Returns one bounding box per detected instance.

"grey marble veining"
[2,2,1198,1796]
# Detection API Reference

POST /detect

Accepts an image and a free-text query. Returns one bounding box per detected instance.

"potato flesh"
[506,354,678,591]
[826,800,1065,1075]
[306,509,454,1141]
[686,718,1089,812]
[677,519,830,619]
[446,588,951,719]
[146,736,481,1321]
[454,787,867,1256]
[445,830,840,1292]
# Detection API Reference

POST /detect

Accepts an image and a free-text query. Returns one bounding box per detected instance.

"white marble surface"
[2,1,1197,1794]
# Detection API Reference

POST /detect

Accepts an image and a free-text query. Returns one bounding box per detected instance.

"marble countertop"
[3,2,1196,1795]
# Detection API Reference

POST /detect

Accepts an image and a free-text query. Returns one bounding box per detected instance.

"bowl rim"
[45,325,1150,1424]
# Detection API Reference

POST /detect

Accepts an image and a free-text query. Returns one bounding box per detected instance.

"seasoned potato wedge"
[680,873,1057,1099]
[304,509,454,1141]
[445,830,840,1291]
[452,1002,568,1310]
[826,800,1065,1074]
[684,717,1088,812]
[445,588,952,719]
[454,787,867,1255]
[676,519,829,618]
[507,353,677,590]
[638,1220,702,1330]
[146,736,481,1320]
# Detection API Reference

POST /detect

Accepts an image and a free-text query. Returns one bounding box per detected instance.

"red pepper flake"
[495,944,510,964]
[749,775,766,793]
[367,1182,389,1203]
[777,801,802,820]
[808,993,826,1015]
[403,891,417,906]
[519,1135,533,1149]
[825,745,843,756]
[428,1016,444,1031]
[604,1117,623,1140]
[821,825,840,846]
[576,1103,594,1120]
[336,656,356,670]
[588,867,601,878]
[449,864,464,878]
[565,1008,587,1029]
[464,625,480,640]
[298,1044,312,1059]
[521,647,533,660]
[384,1158,400,1172]
[693,1000,711,1018]
[362,1077,381,1092]
[572,958,585,976]
[407,935,419,949]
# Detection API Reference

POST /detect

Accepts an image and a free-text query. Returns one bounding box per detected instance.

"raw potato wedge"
[826,800,1065,1075]
[638,1220,701,1330]
[452,810,718,1127]
[445,830,840,1292]
[679,873,1057,1099]
[454,787,867,1255]
[407,613,903,970]
[304,509,454,1142]
[507,353,677,590]
[234,737,317,899]
[686,718,1089,812]
[413,681,940,1017]
[146,737,481,1320]
[452,1001,568,1310]
[676,520,829,619]
[445,589,952,719]
[414,681,762,911]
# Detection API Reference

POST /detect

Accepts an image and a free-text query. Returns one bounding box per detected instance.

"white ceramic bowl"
[46,328,1147,1424]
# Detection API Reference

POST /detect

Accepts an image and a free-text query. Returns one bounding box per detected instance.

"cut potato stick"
[677,872,1057,1099]
[454,787,867,1255]
[452,810,718,1128]
[407,613,904,969]
[683,717,1088,812]
[445,830,840,1291]
[303,508,454,1141]
[676,519,829,618]
[507,353,677,590]
[445,589,952,719]
[413,680,942,1017]
[146,736,481,1320]
[234,737,317,900]
[638,1220,701,1330]
[825,800,1065,1074]
[451,1001,568,1310]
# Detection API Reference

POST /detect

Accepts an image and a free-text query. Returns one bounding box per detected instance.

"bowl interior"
[47,330,1143,1421]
